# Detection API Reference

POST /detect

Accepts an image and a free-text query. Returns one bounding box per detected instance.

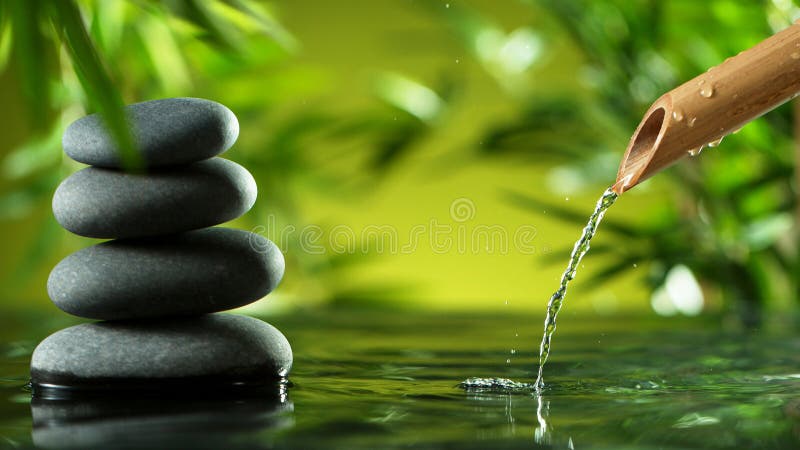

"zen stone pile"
[30,98,292,390]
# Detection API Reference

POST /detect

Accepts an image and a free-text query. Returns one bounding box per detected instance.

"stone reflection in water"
[31,386,293,449]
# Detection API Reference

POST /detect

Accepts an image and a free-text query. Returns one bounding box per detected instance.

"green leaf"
[88,0,126,55]
[0,2,13,71]
[165,0,240,52]
[219,0,298,51]
[51,0,141,170]
[373,72,445,124]
[8,0,52,131]
[135,11,191,94]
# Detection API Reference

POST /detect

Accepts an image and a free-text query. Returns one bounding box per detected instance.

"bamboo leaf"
[373,72,444,124]
[371,121,426,170]
[88,0,126,55]
[136,11,191,94]
[218,0,298,51]
[51,0,141,170]
[0,2,13,71]
[165,0,240,52]
[8,0,51,131]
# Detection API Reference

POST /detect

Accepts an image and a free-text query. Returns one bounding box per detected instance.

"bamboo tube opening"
[614,106,667,193]
[614,23,800,194]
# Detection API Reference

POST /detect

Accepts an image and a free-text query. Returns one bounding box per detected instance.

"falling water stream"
[533,187,618,389]
[461,186,619,393]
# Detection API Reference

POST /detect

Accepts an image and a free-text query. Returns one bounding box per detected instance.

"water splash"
[534,187,618,390]
[459,377,550,443]
[459,377,533,392]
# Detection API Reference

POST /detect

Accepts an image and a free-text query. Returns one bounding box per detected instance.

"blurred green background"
[2,0,800,325]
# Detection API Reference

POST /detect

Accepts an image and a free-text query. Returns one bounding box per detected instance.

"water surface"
[1,309,799,448]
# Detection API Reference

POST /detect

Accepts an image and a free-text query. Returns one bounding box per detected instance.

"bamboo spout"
[615,22,800,194]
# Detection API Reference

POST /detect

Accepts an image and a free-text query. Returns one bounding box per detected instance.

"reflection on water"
[31,384,292,449]
[461,382,552,445]
[535,393,549,445]
[460,377,551,444]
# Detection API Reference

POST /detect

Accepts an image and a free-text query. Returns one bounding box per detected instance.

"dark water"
[1,309,800,448]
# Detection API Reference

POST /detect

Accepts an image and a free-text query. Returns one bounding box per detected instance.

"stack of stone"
[30,98,292,390]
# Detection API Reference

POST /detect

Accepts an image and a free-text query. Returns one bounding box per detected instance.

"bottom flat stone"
[30,314,292,390]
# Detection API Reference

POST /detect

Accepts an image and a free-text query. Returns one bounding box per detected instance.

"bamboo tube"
[614,22,800,194]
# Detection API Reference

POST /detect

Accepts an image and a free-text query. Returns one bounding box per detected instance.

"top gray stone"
[63,98,239,168]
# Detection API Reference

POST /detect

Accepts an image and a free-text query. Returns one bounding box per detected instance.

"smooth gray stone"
[53,158,257,239]
[63,97,239,168]
[47,228,284,320]
[30,314,293,388]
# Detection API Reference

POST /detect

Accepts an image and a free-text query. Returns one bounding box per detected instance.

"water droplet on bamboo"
[672,109,684,122]
[699,84,714,98]
[688,117,697,127]
[708,137,723,147]
[688,146,704,156]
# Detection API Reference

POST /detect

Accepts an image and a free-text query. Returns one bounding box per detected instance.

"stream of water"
[534,187,618,389]
[461,186,619,393]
